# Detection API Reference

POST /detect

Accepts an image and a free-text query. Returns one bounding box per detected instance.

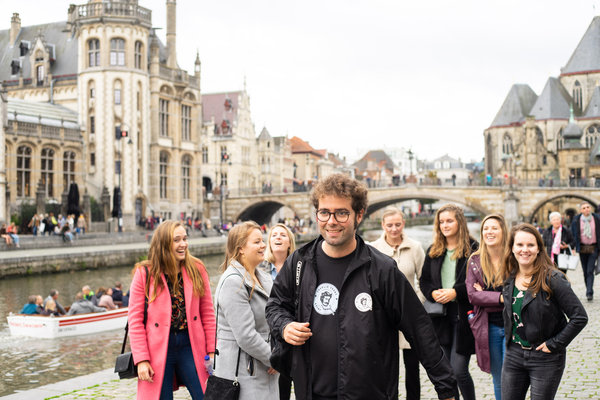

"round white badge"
[313,283,339,315]
[354,292,373,312]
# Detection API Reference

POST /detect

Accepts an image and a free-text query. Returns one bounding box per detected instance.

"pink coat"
[128,262,216,400]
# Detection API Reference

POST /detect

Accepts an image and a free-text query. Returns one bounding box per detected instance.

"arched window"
[536,127,544,145]
[573,81,583,113]
[17,145,32,197]
[88,39,100,67]
[110,38,125,66]
[41,148,54,197]
[182,155,191,199]
[134,41,143,69]
[160,152,169,199]
[502,133,513,155]
[63,151,76,190]
[558,127,564,150]
[585,124,600,148]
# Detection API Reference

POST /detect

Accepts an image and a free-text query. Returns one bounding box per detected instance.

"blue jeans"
[501,342,565,400]
[160,330,204,400]
[579,250,596,297]
[488,323,505,400]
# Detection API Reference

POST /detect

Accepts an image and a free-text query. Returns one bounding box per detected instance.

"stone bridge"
[211,185,600,226]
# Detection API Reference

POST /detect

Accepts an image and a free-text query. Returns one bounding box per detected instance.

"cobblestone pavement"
[8,265,599,400]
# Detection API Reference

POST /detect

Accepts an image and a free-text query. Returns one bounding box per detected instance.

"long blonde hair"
[265,223,296,265]
[471,214,507,288]
[134,220,205,302]
[429,204,473,259]
[220,221,262,298]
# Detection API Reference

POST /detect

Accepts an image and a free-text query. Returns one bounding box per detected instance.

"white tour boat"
[7,307,128,338]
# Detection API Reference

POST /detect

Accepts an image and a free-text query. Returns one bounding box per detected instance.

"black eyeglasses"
[316,209,351,223]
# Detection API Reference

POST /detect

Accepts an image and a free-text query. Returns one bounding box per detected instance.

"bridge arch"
[365,193,490,219]
[526,194,598,223]
[235,200,300,225]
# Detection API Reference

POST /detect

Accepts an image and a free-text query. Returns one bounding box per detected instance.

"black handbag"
[114,266,149,379]
[204,271,245,400]
[423,299,446,317]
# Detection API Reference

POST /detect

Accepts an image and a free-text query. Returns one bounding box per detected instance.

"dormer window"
[36,65,45,86]
[10,60,20,75]
[19,41,29,56]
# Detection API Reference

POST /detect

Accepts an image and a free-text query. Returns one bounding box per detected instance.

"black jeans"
[402,348,420,400]
[441,337,475,400]
[501,342,565,400]
[278,374,292,400]
[578,250,597,297]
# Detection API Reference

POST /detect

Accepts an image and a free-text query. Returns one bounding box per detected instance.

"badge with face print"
[313,283,339,315]
[354,292,372,312]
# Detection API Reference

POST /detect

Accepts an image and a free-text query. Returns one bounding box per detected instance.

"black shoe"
[587,295,593,302]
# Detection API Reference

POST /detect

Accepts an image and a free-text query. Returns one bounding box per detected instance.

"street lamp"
[219,152,230,230]
[407,149,414,176]
[113,124,129,232]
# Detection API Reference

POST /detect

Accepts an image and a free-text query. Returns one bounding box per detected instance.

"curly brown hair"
[310,174,368,215]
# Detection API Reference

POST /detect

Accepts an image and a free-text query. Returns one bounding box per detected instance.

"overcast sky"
[1,1,600,163]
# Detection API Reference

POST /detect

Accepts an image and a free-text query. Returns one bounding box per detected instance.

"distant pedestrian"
[28,214,40,236]
[542,211,574,274]
[501,224,587,400]
[77,214,87,235]
[6,222,20,248]
[570,201,600,301]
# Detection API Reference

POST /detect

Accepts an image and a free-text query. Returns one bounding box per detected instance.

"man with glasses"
[266,173,456,400]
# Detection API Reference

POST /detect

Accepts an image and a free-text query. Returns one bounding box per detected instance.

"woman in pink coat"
[129,220,216,400]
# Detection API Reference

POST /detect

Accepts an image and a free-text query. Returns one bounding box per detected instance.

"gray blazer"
[213,261,279,400]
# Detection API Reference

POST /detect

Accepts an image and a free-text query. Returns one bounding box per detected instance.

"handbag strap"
[213,269,250,376]
[120,266,149,355]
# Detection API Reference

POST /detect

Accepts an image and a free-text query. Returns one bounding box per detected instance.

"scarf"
[582,215,593,240]
[551,226,562,257]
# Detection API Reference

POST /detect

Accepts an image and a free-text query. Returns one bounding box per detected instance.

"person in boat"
[20,295,43,314]
[41,299,61,316]
[82,285,95,301]
[98,287,118,310]
[43,289,67,315]
[67,292,107,315]
[93,287,108,306]
[112,282,124,302]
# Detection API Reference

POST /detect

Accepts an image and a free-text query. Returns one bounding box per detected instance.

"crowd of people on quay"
[122,173,590,400]
[19,282,128,316]
[1,212,87,248]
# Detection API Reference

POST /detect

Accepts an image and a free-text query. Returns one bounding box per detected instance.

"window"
[159,152,168,199]
[202,146,208,163]
[159,99,169,137]
[90,152,95,167]
[63,151,76,190]
[220,146,228,161]
[502,133,513,155]
[41,148,54,197]
[90,87,95,98]
[182,156,191,199]
[90,115,95,134]
[88,39,100,67]
[134,41,143,69]
[110,38,125,66]
[585,124,600,148]
[181,105,191,141]
[221,172,228,187]
[16,145,32,197]
[36,65,45,86]
[558,128,564,150]
[573,81,582,113]
[114,89,121,105]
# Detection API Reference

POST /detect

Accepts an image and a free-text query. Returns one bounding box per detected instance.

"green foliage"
[90,196,104,222]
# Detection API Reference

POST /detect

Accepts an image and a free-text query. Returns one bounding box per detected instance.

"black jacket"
[419,238,479,356]
[571,213,600,252]
[265,235,456,400]
[502,270,587,352]
[542,225,574,258]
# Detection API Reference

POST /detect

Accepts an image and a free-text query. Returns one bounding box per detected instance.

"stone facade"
[484,17,600,186]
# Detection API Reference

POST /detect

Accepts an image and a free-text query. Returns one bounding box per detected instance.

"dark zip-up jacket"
[570,212,600,252]
[266,235,456,400]
[419,239,479,356]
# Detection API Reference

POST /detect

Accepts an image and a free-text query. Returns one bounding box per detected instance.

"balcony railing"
[74,2,152,27]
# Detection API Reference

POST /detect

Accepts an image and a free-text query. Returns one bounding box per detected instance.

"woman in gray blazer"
[214,221,279,400]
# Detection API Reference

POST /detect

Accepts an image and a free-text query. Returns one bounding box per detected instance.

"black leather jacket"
[502,270,588,353]
[266,235,456,400]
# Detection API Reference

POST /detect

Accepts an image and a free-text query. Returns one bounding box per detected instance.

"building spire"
[166,0,177,68]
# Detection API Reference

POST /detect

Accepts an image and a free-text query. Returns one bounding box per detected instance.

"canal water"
[0,223,479,396]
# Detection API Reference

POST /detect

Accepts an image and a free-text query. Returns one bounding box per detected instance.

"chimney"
[166,0,177,68]
[10,13,21,46]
